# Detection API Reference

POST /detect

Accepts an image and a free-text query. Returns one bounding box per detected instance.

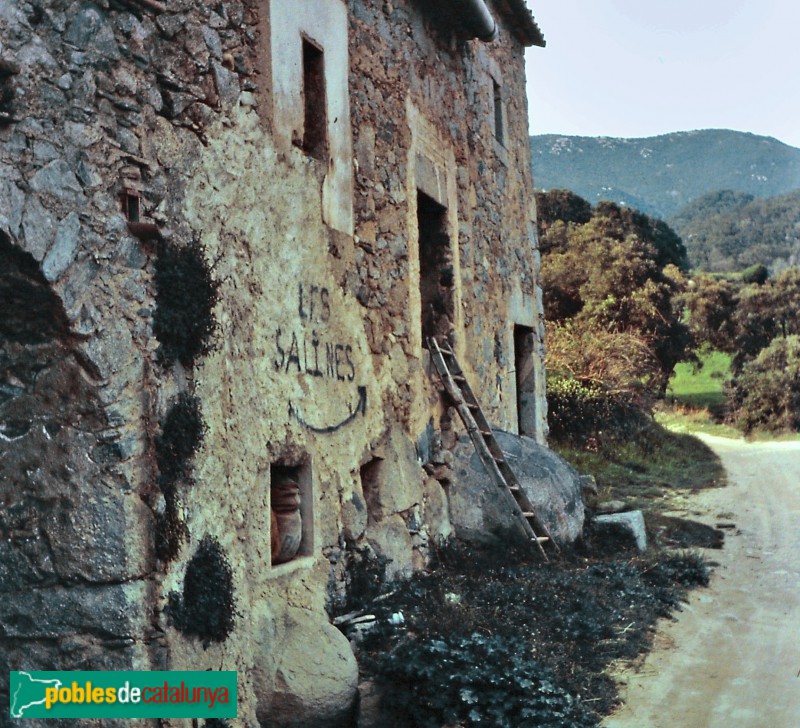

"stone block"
[422,477,452,542]
[21,196,56,261]
[259,607,358,728]
[30,159,84,202]
[42,211,81,281]
[43,488,153,583]
[365,515,413,580]
[212,60,240,107]
[0,581,150,639]
[595,511,648,552]
[362,428,424,521]
[341,489,368,545]
[64,2,120,59]
[595,500,628,515]
[579,474,598,497]
[0,177,24,238]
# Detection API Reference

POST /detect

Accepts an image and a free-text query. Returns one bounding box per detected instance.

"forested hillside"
[530,130,800,220]
[668,190,800,273]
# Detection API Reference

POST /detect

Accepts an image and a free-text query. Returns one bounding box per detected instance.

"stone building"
[0,0,552,725]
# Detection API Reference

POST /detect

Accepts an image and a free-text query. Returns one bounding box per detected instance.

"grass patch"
[667,348,732,411]
[654,403,742,439]
[552,418,727,510]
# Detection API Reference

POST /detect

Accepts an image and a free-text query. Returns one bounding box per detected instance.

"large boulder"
[449,430,585,547]
[258,607,359,728]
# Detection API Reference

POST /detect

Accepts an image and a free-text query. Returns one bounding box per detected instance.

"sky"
[525,0,800,148]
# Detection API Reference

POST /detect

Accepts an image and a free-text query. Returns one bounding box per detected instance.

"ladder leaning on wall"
[427,337,558,562]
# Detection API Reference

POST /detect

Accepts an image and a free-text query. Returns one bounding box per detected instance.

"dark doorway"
[514,324,536,436]
[418,191,454,347]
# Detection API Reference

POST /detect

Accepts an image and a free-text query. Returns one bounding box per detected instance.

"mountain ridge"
[530,129,800,220]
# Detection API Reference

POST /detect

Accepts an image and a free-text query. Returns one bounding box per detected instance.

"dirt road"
[603,434,800,728]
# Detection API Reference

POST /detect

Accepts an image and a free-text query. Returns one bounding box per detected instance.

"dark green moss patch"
[155,489,187,563]
[153,238,219,367]
[168,535,236,644]
[156,392,205,487]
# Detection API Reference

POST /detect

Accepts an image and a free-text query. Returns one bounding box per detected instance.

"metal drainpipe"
[459,0,498,42]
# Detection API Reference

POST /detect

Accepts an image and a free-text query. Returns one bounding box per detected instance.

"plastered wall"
[0,0,547,724]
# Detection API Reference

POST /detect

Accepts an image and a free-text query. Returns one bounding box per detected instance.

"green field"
[667,348,732,410]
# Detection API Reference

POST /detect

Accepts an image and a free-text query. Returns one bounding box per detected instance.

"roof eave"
[502,0,546,47]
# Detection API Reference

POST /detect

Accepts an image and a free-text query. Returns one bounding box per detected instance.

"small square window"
[270,459,314,565]
[122,189,141,222]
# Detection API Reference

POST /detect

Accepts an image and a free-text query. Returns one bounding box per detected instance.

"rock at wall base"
[450,430,585,547]
[594,511,648,552]
[259,607,359,728]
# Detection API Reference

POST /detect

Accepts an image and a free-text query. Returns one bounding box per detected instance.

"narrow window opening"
[418,191,454,348]
[514,325,536,436]
[270,459,314,565]
[122,190,141,223]
[492,78,504,146]
[360,457,385,523]
[301,37,327,160]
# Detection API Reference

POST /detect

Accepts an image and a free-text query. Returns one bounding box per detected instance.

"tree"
[729,336,800,433]
[535,189,592,236]
[681,275,739,352]
[539,198,691,395]
[730,267,800,370]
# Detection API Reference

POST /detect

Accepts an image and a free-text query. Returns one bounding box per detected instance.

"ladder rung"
[467,403,479,410]
[479,429,492,436]
[508,485,520,492]
[491,455,505,463]
[452,374,466,383]
[521,512,535,518]
[534,537,550,544]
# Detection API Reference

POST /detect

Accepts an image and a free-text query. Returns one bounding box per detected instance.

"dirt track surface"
[603,434,800,728]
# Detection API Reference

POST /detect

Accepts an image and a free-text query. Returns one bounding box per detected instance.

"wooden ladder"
[427,337,558,561]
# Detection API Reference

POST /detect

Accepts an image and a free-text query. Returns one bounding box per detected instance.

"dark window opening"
[514,324,536,436]
[492,78,504,146]
[418,191,454,348]
[301,37,327,160]
[122,190,140,223]
[0,58,18,125]
[270,459,313,565]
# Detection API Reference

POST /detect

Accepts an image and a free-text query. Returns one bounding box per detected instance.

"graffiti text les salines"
[274,284,356,381]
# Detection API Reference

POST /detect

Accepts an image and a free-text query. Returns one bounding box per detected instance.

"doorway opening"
[513,324,536,437]
[418,191,454,348]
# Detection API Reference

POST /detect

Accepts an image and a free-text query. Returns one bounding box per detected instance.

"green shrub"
[642,551,711,588]
[379,632,593,728]
[729,335,800,432]
[547,376,645,446]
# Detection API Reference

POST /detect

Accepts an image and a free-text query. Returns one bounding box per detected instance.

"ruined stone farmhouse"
[0,0,558,724]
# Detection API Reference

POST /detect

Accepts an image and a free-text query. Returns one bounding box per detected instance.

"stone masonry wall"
[0,0,547,725]
[349,0,547,444]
